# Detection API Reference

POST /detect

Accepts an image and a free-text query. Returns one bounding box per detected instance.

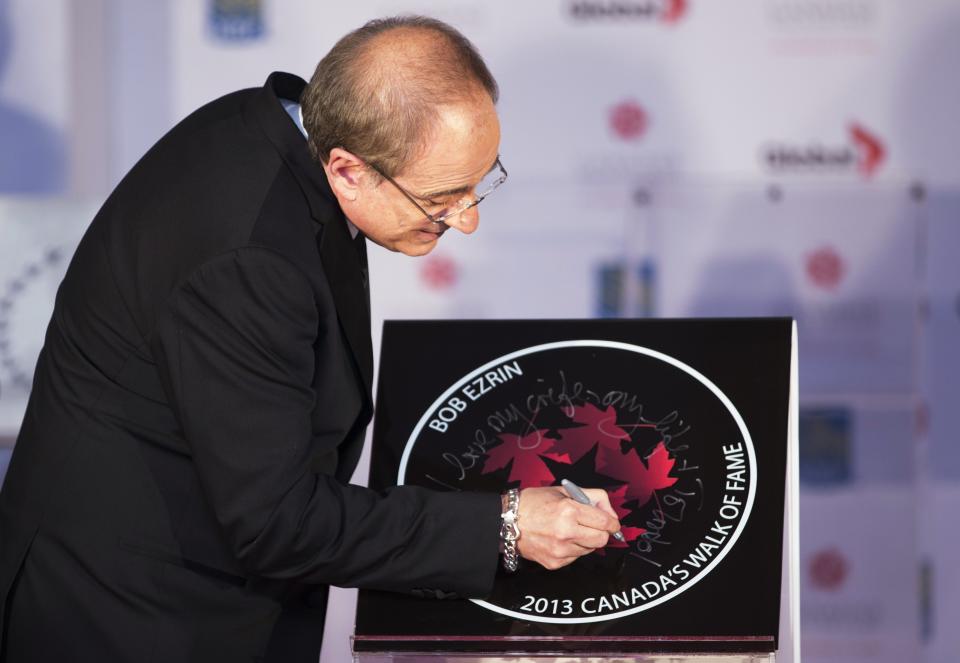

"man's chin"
[401,241,438,257]
[397,232,443,257]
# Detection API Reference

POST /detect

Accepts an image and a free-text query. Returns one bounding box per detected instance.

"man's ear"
[323,148,366,201]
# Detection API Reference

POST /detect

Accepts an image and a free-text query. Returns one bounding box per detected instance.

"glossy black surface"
[358,318,792,653]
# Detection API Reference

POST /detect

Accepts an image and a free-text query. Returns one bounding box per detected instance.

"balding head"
[302,16,498,178]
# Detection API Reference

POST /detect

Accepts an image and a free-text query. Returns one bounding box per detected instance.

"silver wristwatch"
[500,488,520,572]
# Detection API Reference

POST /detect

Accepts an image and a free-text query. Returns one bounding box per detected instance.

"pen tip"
[613,531,626,543]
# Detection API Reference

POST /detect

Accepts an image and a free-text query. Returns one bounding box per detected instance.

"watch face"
[398,340,756,624]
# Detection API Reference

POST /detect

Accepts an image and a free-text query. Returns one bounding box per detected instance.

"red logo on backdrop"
[609,100,649,140]
[661,0,687,23]
[849,123,885,177]
[805,246,845,290]
[420,255,458,290]
[809,547,849,591]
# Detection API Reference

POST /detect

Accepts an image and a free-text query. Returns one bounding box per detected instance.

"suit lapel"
[248,72,374,398]
[315,216,374,395]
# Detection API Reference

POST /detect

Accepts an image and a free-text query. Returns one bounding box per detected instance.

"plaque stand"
[354,653,775,662]
[354,630,787,660]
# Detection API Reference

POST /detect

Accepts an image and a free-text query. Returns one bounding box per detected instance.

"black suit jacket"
[0,72,500,663]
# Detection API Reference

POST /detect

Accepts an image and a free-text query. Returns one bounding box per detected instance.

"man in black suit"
[0,16,620,662]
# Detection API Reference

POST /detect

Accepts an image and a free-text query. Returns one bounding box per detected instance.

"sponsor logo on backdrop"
[209,0,265,42]
[567,0,687,24]
[809,547,849,591]
[799,407,852,486]
[0,248,66,400]
[849,124,885,176]
[804,547,887,653]
[595,260,656,317]
[399,341,756,623]
[767,0,878,30]
[577,101,675,183]
[420,255,459,291]
[763,123,885,178]
[765,0,880,56]
[805,246,846,290]
[609,100,649,141]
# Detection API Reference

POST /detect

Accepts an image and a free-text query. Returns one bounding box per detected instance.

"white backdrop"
[1,1,959,661]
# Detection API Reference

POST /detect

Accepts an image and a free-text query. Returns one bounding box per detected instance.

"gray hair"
[301,15,498,177]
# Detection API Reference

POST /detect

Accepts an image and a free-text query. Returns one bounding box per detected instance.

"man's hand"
[514,486,621,570]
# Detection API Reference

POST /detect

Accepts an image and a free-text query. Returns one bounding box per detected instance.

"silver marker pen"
[561,478,626,543]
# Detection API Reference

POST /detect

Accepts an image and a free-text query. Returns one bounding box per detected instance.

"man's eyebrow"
[418,183,472,201]
[417,157,499,201]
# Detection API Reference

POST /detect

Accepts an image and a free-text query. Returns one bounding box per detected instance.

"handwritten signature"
[437,369,694,485]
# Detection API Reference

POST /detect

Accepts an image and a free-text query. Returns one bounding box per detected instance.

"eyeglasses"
[368,157,508,227]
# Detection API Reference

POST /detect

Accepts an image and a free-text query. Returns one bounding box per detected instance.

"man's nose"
[451,205,480,235]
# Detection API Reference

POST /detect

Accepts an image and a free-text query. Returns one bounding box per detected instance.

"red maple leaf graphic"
[597,485,647,550]
[552,404,629,463]
[606,484,633,520]
[482,430,569,488]
[611,526,647,548]
[596,441,678,507]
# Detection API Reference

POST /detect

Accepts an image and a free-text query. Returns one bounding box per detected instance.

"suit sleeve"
[152,247,501,596]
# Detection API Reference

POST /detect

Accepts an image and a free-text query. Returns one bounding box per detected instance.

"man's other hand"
[514,486,621,570]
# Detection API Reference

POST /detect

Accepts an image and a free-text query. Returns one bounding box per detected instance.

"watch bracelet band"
[500,488,520,572]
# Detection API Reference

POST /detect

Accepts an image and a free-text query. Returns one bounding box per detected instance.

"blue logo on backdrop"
[209,0,265,42]
[799,407,853,487]
[594,260,656,318]
[596,263,625,317]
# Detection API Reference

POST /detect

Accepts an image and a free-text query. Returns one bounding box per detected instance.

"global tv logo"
[763,122,885,178]
[567,0,687,24]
